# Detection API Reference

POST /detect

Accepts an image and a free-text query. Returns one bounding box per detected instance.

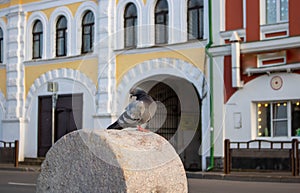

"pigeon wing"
[117,100,145,128]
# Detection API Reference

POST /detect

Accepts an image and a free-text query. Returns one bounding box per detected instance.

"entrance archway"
[134,76,202,170]
[116,58,209,170]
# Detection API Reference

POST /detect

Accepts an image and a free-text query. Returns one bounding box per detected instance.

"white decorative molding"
[0,18,7,65]
[220,29,246,43]
[210,36,300,57]
[48,6,73,58]
[116,58,206,112]
[74,1,98,55]
[260,22,289,40]
[115,0,143,49]
[257,51,286,68]
[24,68,96,120]
[245,63,300,76]
[25,11,48,60]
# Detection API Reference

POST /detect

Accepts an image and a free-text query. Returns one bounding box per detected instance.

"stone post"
[37,129,188,193]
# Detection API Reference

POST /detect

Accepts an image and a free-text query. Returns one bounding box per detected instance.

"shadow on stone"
[36,129,187,193]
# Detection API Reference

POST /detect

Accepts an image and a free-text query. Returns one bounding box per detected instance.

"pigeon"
[107,88,157,132]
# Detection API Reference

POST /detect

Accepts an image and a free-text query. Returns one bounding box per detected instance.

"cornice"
[209,36,300,57]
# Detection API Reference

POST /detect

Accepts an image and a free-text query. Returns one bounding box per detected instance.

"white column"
[2,8,26,161]
[94,0,116,129]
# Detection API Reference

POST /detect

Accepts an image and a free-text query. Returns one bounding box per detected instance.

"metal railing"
[224,139,299,176]
[0,140,19,167]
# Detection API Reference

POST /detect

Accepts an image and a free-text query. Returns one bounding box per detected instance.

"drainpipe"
[205,0,214,171]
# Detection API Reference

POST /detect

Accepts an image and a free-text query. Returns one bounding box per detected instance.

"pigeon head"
[129,87,147,98]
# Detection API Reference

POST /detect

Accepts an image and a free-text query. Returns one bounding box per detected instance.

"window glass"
[256,101,298,137]
[124,3,137,48]
[56,16,67,57]
[280,0,288,21]
[0,28,3,63]
[272,102,288,137]
[266,0,289,24]
[82,11,94,53]
[188,0,204,40]
[32,20,43,59]
[292,101,300,136]
[257,103,271,137]
[155,0,168,44]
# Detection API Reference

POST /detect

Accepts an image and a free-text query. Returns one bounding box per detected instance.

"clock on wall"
[270,76,283,90]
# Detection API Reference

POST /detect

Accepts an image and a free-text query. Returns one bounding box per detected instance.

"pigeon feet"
[137,126,149,132]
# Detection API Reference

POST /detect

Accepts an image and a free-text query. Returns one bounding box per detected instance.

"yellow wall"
[25,58,98,96]
[0,68,6,97]
[116,47,206,85]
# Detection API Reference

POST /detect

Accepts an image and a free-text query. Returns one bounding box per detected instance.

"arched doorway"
[135,76,202,170]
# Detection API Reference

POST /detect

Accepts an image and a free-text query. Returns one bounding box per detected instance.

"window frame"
[265,0,289,25]
[187,0,204,40]
[256,100,300,138]
[32,20,43,59]
[56,16,67,57]
[124,3,138,49]
[0,28,3,63]
[81,11,94,54]
[155,0,169,45]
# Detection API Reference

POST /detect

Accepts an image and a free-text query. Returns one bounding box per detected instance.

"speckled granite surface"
[36,129,187,193]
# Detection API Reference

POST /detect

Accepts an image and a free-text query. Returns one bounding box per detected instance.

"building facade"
[2,0,298,172]
[0,0,211,171]
[210,0,300,167]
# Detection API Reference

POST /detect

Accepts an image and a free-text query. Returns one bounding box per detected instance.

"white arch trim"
[115,0,143,49]
[26,11,48,60]
[0,18,7,64]
[145,0,175,44]
[24,68,97,120]
[74,1,98,55]
[49,6,73,57]
[116,58,207,110]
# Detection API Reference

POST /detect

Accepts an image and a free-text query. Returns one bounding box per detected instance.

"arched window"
[124,3,137,48]
[32,20,43,59]
[155,0,168,44]
[0,28,3,63]
[56,16,67,57]
[188,0,204,40]
[82,11,94,53]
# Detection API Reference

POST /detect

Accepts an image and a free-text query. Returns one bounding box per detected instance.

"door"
[38,94,83,157]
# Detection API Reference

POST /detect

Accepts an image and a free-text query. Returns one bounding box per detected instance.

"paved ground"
[188,178,300,193]
[1,163,300,193]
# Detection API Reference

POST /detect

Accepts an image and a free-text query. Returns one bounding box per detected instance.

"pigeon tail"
[107,121,123,130]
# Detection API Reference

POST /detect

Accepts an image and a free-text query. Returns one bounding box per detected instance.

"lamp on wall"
[47,82,59,146]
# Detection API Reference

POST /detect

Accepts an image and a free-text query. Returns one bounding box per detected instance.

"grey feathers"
[107,88,157,130]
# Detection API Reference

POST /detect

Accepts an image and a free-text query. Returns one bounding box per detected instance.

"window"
[124,3,137,48]
[0,28,3,63]
[56,16,67,57]
[188,0,204,40]
[266,0,288,24]
[256,101,300,137]
[82,11,94,54]
[32,20,43,59]
[155,0,168,44]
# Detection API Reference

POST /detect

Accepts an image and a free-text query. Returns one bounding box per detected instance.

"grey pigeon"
[107,88,157,131]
